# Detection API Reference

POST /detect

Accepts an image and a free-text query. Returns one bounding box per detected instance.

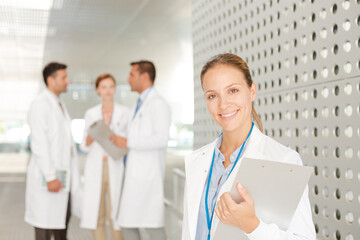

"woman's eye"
[229,89,238,94]
[207,94,216,99]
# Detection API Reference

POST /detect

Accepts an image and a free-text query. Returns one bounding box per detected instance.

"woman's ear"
[250,82,257,102]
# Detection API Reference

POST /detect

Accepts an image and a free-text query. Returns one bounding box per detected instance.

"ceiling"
[0,0,193,122]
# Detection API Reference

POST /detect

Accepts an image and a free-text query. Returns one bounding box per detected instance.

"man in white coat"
[112,60,171,240]
[25,62,81,240]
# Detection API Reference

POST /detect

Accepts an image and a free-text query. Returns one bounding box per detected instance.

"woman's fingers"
[236,183,254,205]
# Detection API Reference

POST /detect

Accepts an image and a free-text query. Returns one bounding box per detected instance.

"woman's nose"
[218,95,230,110]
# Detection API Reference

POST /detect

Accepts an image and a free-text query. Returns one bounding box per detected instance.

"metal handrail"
[164,168,185,240]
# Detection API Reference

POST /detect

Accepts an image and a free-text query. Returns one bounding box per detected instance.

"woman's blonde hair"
[200,53,263,132]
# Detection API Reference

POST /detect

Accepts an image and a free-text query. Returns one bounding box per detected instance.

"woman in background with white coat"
[80,73,130,240]
[181,53,315,240]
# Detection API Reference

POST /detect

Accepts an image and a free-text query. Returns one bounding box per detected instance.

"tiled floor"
[0,150,186,240]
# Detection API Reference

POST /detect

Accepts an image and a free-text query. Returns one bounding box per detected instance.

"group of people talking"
[25,53,315,240]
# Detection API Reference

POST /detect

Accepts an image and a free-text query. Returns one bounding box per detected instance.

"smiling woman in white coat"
[181,53,316,240]
[80,73,130,240]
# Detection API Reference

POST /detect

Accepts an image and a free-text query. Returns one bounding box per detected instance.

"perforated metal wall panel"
[192,0,360,238]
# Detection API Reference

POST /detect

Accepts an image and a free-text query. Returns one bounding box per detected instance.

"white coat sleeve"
[245,152,316,240]
[28,101,56,181]
[127,99,170,150]
[79,110,92,153]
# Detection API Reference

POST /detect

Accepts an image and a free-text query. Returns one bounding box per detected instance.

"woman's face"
[202,64,256,133]
[96,78,116,101]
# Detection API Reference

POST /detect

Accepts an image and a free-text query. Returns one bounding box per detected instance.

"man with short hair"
[112,60,171,240]
[25,62,81,240]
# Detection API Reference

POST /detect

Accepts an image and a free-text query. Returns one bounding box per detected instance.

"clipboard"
[87,120,129,160]
[212,158,313,240]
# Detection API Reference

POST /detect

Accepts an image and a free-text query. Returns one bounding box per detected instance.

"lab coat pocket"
[34,165,46,190]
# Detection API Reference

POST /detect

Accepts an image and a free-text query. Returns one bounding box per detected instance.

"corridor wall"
[192,0,360,239]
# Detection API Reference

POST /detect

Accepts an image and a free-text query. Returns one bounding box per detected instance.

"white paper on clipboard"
[212,158,313,240]
[87,120,129,160]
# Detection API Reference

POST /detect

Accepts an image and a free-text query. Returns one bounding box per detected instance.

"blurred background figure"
[80,74,130,240]
[25,62,81,240]
[0,0,192,238]
[113,61,170,240]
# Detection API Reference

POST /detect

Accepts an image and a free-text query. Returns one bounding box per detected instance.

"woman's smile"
[219,109,239,120]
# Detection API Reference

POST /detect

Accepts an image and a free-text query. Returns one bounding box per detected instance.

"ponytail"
[251,104,263,132]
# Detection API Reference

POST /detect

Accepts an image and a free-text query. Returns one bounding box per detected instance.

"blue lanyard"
[204,122,254,240]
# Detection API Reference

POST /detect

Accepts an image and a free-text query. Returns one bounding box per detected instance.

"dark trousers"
[35,194,71,240]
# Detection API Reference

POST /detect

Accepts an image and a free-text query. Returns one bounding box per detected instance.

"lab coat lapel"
[132,88,156,121]
[61,103,73,139]
[127,89,155,138]
[44,90,73,160]
[185,140,216,240]
[215,128,266,197]
[241,126,266,160]
[44,90,64,120]
[61,101,71,123]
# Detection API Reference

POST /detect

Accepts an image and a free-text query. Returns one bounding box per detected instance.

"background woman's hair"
[95,73,116,89]
[200,53,263,132]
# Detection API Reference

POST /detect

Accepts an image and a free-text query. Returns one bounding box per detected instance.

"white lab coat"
[182,125,316,240]
[79,103,130,230]
[116,89,171,228]
[25,89,81,229]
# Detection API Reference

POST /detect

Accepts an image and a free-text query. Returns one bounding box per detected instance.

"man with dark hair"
[42,62,67,86]
[25,62,81,240]
[130,60,156,83]
[112,60,171,240]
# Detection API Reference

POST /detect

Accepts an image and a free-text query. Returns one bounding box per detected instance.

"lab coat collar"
[45,88,61,104]
[138,86,153,102]
[43,88,71,123]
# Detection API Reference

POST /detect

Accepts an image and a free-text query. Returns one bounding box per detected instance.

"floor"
[0,150,187,240]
